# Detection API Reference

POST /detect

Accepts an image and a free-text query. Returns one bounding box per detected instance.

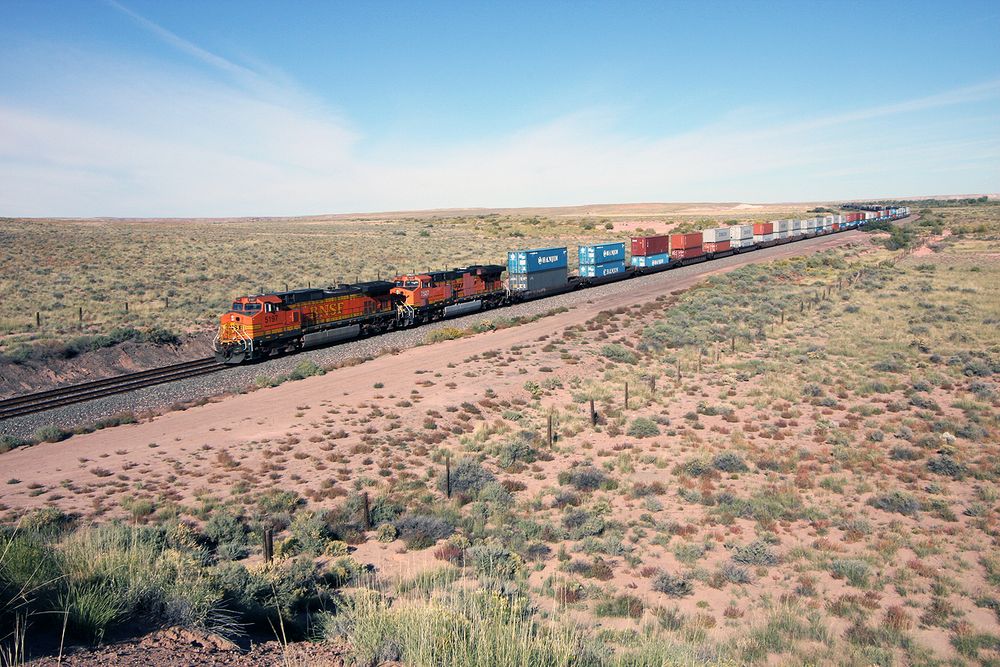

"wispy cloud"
[0,3,997,216]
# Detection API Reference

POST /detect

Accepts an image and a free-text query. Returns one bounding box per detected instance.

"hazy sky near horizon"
[1,0,998,217]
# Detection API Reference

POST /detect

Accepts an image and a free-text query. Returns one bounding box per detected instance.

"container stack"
[774,219,791,240]
[578,242,626,278]
[790,219,803,238]
[506,247,568,292]
[669,232,703,261]
[753,222,775,244]
[630,235,671,268]
[731,224,754,250]
[702,227,731,255]
[802,219,816,236]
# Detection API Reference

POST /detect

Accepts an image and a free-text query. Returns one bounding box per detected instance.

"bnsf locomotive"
[214,265,505,363]
[215,206,910,364]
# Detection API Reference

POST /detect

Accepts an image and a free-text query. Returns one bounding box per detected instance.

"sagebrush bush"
[441,458,495,497]
[868,491,920,516]
[712,452,749,473]
[558,466,608,491]
[394,514,454,550]
[652,572,693,598]
[627,417,660,438]
[731,540,778,566]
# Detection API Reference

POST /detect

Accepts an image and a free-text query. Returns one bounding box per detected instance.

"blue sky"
[1,0,998,216]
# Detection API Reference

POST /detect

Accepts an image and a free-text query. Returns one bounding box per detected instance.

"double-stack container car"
[578,242,627,279]
[731,224,755,250]
[701,227,732,257]
[507,247,569,293]
[630,235,671,269]
[669,232,704,262]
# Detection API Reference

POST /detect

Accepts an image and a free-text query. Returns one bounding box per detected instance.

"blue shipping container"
[578,242,625,265]
[631,253,671,268]
[578,260,626,278]
[507,247,568,274]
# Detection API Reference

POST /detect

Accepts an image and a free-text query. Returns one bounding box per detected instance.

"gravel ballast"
[0,233,863,440]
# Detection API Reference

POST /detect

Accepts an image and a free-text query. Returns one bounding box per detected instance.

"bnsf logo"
[537,255,560,264]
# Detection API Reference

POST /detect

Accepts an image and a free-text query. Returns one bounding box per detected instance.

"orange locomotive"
[391,264,507,323]
[214,281,400,364]
[214,265,507,364]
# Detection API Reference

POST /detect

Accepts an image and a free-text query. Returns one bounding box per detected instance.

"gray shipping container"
[508,267,568,292]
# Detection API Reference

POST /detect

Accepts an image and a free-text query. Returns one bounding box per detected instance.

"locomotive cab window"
[244,304,261,315]
[231,302,244,311]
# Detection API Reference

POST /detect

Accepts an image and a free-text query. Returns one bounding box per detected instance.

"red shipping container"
[832,223,841,231]
[670,232,702,250]
[670,246,703,259]
[631,235,669,256]
[704,240,731,253]
[753,222,774,235]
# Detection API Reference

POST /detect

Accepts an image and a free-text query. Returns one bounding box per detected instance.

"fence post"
[547,414,553,448]
[589,399,597,426]
[649,375,656,391]
[445,455,452,498]
[263,527,274,564]
[36,311,41,327]
[780,310,784,324]
[624,382,629,410]
[730,336,735,353]
[362,491,371,530]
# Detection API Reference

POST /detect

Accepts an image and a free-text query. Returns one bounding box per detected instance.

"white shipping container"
[734,224,754,240]
[731,237,755,248]
[791,220,803,231]
[702,227,731,243]
[774,220,790,232]
[753,232,776,243]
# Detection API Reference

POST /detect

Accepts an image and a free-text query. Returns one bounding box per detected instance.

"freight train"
[213,207,909,363]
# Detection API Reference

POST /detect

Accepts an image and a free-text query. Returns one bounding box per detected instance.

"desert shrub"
[562,508,605,540]
[627,417,660,438]
[889,446,921,461]
[394,514,454,550]
[872,355,907,373]
[732,540,778,566]
[717,562,752,584]
[467,542,522,581]
[441,457,495,497]
[830,559,872,587]
[868,491,920,516]
[289,510,334,556]
[34,424,70,443]
[969,380,997,400]
[595,594,643,618]
[495,440,536,469]
[927,454,966,479]
[652,572,693,598]
[19,507,74,535]
[376,524,398,543]
[288,360,325,380]
[712,452,749,473]
[558,466,608,492]
[802,383,823,397]
[202,510,249,559]
[257,489,304,515]
[677,458,713,478]
[600,344,637,364]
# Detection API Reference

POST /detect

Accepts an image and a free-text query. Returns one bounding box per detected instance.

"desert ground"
[0,202,997,666]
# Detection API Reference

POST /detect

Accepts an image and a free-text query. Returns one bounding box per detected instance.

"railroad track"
[0,358,224,420]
